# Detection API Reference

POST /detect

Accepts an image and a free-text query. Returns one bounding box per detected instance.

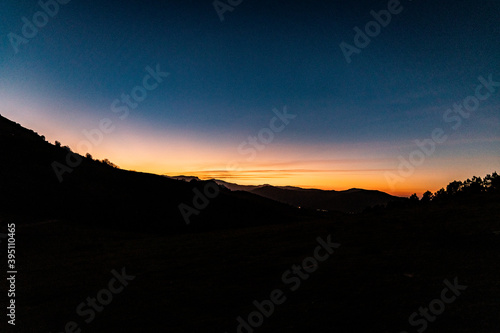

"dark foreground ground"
[2,198,500,333]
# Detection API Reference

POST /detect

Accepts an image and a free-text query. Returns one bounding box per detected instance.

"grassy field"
[3,196,500,333]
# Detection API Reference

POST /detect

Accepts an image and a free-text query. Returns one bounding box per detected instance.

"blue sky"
[1,0,499,194]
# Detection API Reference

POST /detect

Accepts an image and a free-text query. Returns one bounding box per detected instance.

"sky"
[1,0,499,196]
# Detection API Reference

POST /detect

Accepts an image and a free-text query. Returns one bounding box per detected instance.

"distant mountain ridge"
[168,177,401,213]
[0,112,399,231]
[0,114,306,231]
[249,184,399,213]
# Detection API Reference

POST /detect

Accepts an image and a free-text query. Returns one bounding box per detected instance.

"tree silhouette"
[446,181,462,195]
[101,159,119,169]
[490,172,500,192]
[463,176,483,194]
[433,188,447,201]
[421,191,433,203]
[431,171,499,199]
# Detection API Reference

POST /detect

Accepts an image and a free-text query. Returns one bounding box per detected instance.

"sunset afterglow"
[1,1,498,197]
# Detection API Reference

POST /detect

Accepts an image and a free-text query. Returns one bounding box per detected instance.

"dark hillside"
[0,115,306,231]
[251,185,400,213]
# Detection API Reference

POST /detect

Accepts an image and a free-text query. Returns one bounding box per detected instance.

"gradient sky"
[1,0,499,196]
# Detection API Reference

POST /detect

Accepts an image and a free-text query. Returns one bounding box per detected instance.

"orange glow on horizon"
[154,168,442,197]
[2,92,498,199]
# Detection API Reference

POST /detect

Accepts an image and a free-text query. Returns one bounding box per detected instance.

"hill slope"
[204,179,400,213]
[250,185,400,213]
[167,178,402,213]
[0,114,306,231]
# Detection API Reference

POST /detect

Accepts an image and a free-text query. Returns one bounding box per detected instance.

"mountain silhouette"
[171,178,401,213]
[0,114,306,231]
[3,115,500,333]
[249,185,399,213]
